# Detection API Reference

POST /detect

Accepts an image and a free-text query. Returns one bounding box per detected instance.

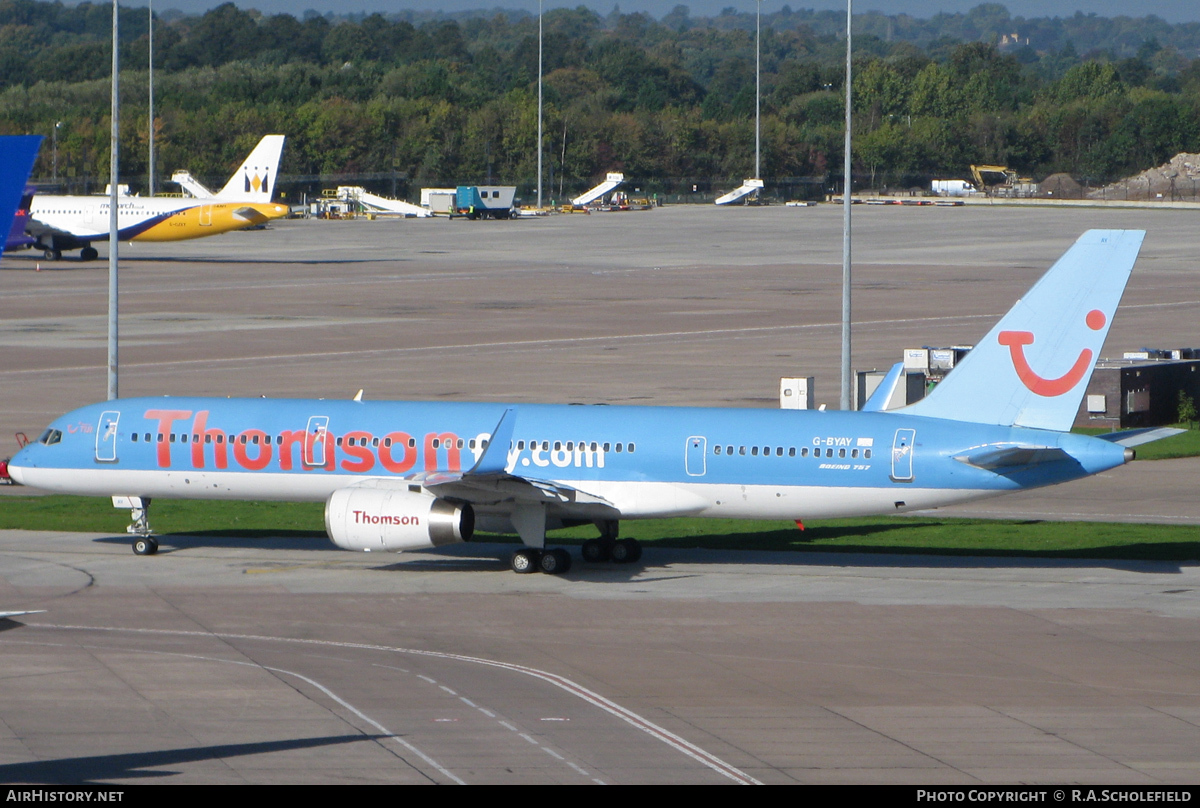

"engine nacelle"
[325,483,474,552]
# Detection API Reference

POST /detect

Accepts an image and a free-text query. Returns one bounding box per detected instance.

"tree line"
[0,1,1198,200]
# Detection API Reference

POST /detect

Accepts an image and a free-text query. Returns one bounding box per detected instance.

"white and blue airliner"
[6,222,1166,574]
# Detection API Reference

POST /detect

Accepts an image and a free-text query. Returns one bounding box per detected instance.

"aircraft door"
[685,436,707,476]
[199,204,213,226]
[304,416,330,467]
[890,428,915,482]
[96,410,120,463]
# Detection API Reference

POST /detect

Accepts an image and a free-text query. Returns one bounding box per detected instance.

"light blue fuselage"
[10,396,1128,525]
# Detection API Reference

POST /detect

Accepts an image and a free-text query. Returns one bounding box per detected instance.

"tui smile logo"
[998,309,1106,397]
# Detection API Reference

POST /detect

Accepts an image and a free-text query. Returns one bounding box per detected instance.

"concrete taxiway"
[1,204,1199,783]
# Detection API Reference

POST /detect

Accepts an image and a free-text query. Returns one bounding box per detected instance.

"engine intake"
[325,483,474,552]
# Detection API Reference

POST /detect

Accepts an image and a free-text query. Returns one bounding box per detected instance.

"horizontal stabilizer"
[953,445,1071,470]
[1095,427,1186,447]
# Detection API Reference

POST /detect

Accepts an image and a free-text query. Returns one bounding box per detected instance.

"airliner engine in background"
[8,230,1172,575]
[23,135,288,261]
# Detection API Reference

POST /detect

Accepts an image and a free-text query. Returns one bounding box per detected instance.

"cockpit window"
[39,428,62,446]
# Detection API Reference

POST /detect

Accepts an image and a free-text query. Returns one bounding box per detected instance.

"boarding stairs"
[572,173,625,207]
[337,186,432,218]
[714,178,764,206]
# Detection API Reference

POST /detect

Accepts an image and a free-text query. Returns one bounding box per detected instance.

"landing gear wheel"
[43,248,61,261]
[510,548,541,574]
[581,538,612,563]
[80,247,99,261]
[539,548,572,575]
[610,538,642,564]
[132,537,158,556]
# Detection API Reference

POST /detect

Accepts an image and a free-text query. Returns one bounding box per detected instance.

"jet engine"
[325,483,474,552]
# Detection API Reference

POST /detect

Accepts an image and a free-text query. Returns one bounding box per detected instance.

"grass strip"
[1,495,1198,562]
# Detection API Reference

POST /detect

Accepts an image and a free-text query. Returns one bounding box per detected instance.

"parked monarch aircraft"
[24,135,288,261]
[7,230,1170,574]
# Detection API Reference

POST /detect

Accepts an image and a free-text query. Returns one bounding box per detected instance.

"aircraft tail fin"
[217,135,285,203]
[0,136,42,259]
[902,229,1145,432]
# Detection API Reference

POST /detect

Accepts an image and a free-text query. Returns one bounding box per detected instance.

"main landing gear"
[508,520,642,575]
[581,519,642,564]
[510,547,572,575]
[118,496,158,555]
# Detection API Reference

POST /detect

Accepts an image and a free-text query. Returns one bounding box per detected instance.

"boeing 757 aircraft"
[7,230,1168,574]
[24,135,288,261]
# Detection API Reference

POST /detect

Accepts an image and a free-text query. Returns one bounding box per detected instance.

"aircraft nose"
[7,443,39,481]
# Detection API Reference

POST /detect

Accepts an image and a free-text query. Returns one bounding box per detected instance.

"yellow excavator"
[970,164,1034,194]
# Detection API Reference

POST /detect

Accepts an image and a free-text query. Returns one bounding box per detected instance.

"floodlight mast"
[108,0,119,401]
[537,0,543,210]
[840,0,853,412]
[148,0,155,197]
[755,0,761,179]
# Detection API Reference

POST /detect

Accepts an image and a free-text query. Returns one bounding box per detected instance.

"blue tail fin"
[0,136,42,260]
[902,229,1145,432]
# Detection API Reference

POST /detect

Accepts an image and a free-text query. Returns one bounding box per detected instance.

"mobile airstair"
[714,178,764,206]
[572,173,625,207]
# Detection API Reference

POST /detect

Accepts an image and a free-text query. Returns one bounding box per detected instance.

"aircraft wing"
[24,216,78,243]
[422,470,617,510]
[0,610,46,619]
[419,407,618,514]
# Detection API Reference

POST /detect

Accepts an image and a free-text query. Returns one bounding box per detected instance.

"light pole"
[108,0,120,401]
[148,0,155,196]
[537,0,543,209]
[844,0,854,410]
[52,121,62,186]
[755,0,761,180]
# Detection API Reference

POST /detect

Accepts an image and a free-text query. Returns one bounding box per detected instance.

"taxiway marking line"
[28,622,761,785]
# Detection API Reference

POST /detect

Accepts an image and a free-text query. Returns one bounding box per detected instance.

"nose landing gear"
[115,496,158,555]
